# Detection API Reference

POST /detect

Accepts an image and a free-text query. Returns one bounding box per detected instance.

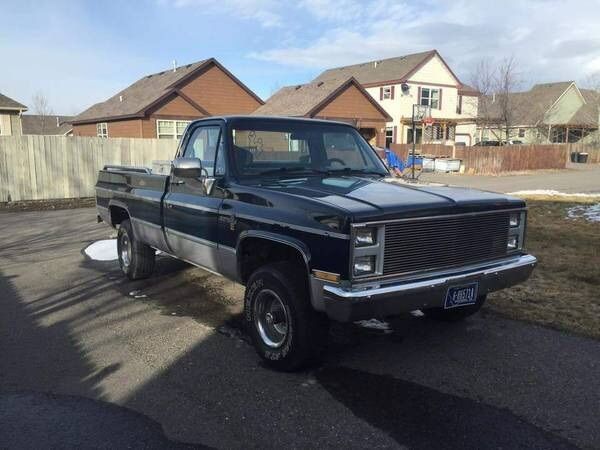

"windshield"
[231,122,388,178]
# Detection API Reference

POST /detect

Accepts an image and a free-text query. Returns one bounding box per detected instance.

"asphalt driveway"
[1,208,599,449]
[420,163,600,194]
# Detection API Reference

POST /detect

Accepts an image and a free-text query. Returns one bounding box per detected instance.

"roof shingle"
[21,115,73,135]
[72,59,210,123]
[0,93,27,111]
[253,77,391,120]
[313,50,442,86]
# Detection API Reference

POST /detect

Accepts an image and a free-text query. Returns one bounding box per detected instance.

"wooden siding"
[73,120,142,138]
[179,64,262,115]
[72,123,98,137]
[315,84,386,120]
[107,119,143,138]
[152,94,204,117]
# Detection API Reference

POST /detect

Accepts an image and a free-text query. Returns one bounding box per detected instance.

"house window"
[385,127,394,147]
[97,122,108,138]
[383,86,392,99]
[157,120,192,139]
[518,128,525,138]
[420,88,440,109]
[432,124,444,140]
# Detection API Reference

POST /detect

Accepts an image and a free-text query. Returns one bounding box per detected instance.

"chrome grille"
[383,212,510,276]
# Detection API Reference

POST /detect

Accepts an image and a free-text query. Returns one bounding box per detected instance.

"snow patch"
[410,309,425,317]
[508,190,600,198]
[567,203,600,222]
[84,239,117,261]
[355,318,390,331]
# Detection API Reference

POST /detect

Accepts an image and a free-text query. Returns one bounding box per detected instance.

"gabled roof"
[21,115,73,135]
[479,81,595,126]
[253,77,392,120]
[0,92,27,111]
[313,50,461,87]
[72,58,263,124]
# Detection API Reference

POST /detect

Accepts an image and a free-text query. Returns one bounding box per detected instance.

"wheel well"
[109,205,129,227]
[238,237,308,284]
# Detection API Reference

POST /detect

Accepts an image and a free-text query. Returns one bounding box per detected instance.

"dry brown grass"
[486,200,600,339]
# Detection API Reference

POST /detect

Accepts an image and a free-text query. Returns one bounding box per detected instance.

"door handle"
[167,203,174,209]
[172,180,185,185]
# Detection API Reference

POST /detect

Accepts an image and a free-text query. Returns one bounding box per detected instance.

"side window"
[183,126,221,176]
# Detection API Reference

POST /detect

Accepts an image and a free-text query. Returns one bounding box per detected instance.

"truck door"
[163,123,224,271]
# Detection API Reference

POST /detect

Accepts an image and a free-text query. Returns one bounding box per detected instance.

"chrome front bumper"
[310,254,537,322]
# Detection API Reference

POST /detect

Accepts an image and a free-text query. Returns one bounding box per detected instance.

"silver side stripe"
[96,186,349,240]
[164,199,218,213]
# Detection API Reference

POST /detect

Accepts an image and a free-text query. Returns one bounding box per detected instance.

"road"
[2,208,599,449]
[420,163,600,194]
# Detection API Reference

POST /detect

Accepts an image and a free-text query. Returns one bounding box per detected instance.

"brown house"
[253,77,392,146]
[72,58,264,138]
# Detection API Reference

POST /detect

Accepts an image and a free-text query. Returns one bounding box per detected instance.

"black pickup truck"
[96,116,536,370]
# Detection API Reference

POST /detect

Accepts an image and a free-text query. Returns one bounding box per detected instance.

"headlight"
[355,228,376,247]
[507,235,518,250]
[509,212,520,227]
[353,256,375,276]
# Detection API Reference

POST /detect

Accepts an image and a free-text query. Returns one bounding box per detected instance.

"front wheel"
[244,262,329,371]
[425,295,487,322]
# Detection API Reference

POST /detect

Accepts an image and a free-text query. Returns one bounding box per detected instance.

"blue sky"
[1,0,599,115]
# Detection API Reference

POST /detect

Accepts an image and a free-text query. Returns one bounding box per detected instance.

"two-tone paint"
[96,116,536,321]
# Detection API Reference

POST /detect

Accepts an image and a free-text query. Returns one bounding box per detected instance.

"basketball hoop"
[412,104,431,122]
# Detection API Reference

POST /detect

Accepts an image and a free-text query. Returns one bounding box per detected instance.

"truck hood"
[257,176,524,222]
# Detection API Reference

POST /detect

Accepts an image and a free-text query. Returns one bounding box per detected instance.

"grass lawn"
[486,200,600,339]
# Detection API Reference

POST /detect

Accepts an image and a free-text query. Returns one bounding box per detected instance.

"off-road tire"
[117,219,155,280]
[244,262,329,371]
[426,295,487,322]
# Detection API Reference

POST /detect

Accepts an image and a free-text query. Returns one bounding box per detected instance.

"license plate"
[444,283,478,309]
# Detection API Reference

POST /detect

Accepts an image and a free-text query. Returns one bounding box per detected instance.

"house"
[313,50,479,146]
[0,93,27,136]
[253,77,392,146]
[71,58,264,139]
[477,81,600,144]
[21,115,73,136]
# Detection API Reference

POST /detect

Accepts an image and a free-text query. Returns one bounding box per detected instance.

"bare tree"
[581,73,600,145]
[469,57,524,143]
[31,92,55,135]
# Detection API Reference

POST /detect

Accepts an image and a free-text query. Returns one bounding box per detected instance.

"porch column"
[566,126,569,143]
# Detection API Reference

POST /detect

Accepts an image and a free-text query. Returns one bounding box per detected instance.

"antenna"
[172,60,177,72]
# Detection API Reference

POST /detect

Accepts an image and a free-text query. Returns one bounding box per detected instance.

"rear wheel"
[244,262,329,371]
[117,219,155,280]
[426,295,487,322]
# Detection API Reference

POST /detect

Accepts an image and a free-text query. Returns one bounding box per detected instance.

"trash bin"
[577,152,589,163]
[570,152,578,162]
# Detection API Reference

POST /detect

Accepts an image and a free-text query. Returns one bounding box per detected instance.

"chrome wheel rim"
[120,232,131,267]
[254,289,289,348]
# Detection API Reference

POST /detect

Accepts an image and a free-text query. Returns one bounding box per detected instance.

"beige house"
[0,93,27,136]
[313,50,479,146]
[477,81,600,144]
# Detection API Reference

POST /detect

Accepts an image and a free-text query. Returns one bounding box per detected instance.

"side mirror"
[172,157,203,178]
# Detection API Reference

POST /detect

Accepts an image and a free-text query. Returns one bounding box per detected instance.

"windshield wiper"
[324,167,386,177]
[256,167,329,177]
